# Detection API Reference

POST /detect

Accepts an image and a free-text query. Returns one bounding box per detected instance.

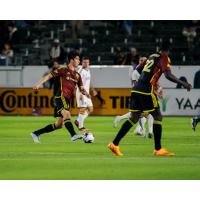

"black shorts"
[54,96,71,118]
[130,90,159,113]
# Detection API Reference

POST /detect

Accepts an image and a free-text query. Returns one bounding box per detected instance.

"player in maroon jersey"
[31,52,89,143]
[109,41,192,156]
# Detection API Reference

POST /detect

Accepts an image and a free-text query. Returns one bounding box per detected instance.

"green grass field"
[0,116,200,180]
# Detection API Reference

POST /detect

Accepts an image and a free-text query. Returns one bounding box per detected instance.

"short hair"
[67,51,79,61]
[160,40,170,51]
[82,56,90,60]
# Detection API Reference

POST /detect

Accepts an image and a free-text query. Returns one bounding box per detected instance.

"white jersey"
[131,70,140,83]
[76,66,93,108]
[77,66,91,93]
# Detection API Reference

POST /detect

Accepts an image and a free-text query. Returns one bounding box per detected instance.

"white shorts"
[76,94,93,108]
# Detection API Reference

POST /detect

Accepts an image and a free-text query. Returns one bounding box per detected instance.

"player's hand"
[85,92,91,99]
[183,82,192,91]
[91,89,97,97]
[33,84,40,90]
[157,86,163,99]
[81,89,91,98]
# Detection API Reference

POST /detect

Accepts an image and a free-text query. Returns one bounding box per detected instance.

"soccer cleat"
[191,118,197,131]
[108,143,123,156]
[71,134,83,141]
[113,116,121,127]
[79,127,90,132]
[134,126,143,136]
[31,132,41,144]
[153,148,175,156]
[148,133,153,139]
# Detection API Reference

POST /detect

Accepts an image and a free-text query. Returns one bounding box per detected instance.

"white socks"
[148,114,154,134]
[118,112,131,121]
[77,112,88,128]
[134,117,147,135]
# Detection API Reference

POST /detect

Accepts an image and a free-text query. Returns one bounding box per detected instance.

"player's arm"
[161,55,192,91]
[33,73,53,90]
[79,86,90,98]
[77,73,90,98]
[164,71,192,91]
[131,70,140,86]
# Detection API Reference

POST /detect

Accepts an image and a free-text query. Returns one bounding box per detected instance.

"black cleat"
[148,133,153,139]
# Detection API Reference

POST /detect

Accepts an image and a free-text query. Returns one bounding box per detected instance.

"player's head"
[51,60,60,69]
[160,40,170,53]
[139,56,147,65]
[82,56,90,69]
[67,51,80,67]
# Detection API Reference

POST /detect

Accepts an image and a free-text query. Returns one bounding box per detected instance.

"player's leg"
[31,117,63,143]
[113,112,131,127]
[61,109,83,141]
[75,107,89,130]
[134,116,146,136]
[108,92,140,156]
[147,114,154,138]
[150,108,175,156]
[191,115,200,131]
[109,111,140,156]
[56,96,83,141]
[75,97,93,131]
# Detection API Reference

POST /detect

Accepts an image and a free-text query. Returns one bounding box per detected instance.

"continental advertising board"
[0,88,131,116]
[0,88,199,116]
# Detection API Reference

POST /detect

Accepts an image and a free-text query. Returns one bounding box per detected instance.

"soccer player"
[108,41,192,156]
[113,56,156,138]
[191,115,200,131]
[31,51,89,143]
[74,57,97,131]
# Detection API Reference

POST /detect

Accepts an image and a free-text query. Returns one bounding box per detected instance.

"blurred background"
[0,20,200,116]
[1,20,200,66]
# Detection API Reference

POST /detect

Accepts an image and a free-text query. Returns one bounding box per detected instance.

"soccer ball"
[83,132,95,143]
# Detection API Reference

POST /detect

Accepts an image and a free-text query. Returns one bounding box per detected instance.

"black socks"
[113,119,134,146]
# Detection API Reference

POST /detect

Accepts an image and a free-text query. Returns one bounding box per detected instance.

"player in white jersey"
[74,57,97,131]
[113,56,162,138]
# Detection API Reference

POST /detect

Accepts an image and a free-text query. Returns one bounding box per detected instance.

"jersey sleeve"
[51,68,64,77]
[131,70,140,81]
[160,54,171,72]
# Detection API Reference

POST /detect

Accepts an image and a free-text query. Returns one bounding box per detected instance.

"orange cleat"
[153,148,175,156]
[108,143,123,156]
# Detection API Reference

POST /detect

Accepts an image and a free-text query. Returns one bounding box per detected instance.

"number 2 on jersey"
[143,59,154,73]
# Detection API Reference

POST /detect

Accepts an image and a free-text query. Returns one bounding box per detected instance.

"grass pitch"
[0,116,199,180]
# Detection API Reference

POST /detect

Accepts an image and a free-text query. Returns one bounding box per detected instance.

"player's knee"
[54,123,62,129]
[129,112,140,124]
[61,109,71,119]
[153,114,162,121]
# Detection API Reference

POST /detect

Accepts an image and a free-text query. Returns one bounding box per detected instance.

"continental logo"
[0,90,54,113]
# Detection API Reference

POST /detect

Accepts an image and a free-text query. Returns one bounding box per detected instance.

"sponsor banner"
[0,88,199,116]
[160,89,200,116]
[0,88,131,116]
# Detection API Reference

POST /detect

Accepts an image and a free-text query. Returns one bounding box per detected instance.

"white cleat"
[113,116,121,127]
[134,127,142,136]
[31,132,41,144]
[71,134,83,142]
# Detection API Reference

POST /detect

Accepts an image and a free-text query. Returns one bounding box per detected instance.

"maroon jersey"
[51,66,83,99]
[133,52,171,93]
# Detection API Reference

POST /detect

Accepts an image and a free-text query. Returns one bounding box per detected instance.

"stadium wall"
[0,88,199,116]
[0,65,200,88]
